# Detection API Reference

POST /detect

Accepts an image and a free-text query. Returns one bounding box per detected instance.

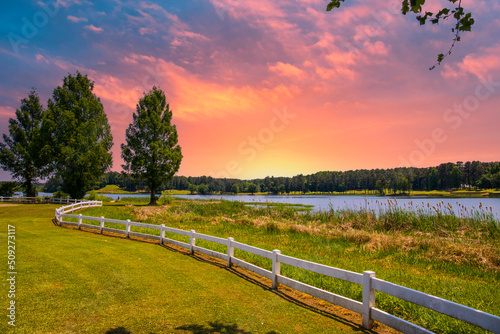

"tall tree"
[429,167,440,190]
[0,90,50,197]
[450,166,462,189]
[44,72,113,199]
[121,87,183,205]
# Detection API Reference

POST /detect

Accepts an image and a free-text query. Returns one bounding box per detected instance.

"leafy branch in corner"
[326,0,475,69]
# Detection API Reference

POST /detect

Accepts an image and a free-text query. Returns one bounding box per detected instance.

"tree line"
[162,161,500,195]
[0,72,182,205]
[40,160,500,196]
[164,160,500,195]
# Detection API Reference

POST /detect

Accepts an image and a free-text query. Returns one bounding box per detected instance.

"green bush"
[157,190,173,205]
[85,190,112,202]
[53,190,69,199]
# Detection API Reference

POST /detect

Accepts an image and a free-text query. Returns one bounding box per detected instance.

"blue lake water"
[95,193,500,221]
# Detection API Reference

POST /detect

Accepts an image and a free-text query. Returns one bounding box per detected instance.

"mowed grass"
[0,204,383,334]
[79,198,500,334]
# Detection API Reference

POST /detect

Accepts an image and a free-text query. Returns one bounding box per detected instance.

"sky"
[1,0,500,181]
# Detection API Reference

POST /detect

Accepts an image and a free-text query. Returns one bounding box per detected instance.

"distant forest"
[41,161,500,195]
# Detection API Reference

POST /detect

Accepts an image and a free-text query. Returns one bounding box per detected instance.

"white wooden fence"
[55,201,500,334]
[0,196,84,204]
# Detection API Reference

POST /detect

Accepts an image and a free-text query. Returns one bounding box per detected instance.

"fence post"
[78,214,82,230]
[227,237,234,267]
[272,249,281,289]
[100,216,104,234]
[126,220,131,238]
[362,271,376,329]
[160,224,165,245]
[190,230,196,255]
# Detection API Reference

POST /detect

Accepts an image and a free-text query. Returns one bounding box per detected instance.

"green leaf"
[326,0,345,11]
[410,0,426,14]
[402,0,410,15]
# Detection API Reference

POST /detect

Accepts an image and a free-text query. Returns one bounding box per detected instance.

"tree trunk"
[149,185,157,206]
[26,179,34,198]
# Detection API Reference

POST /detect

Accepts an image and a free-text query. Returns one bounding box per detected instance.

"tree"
[491,173,500,190]
[428,168,440,190]
[231,183,239,194]
[247,183,259,194]
[0,90,50,197]
[376,176,387,195]
[121,87,182,205]
[197,184,209,195]
[44,72,113,199]
[0,182,19,197]
[478,174,491,190]
[450,166,461,189]
[326,0,474,67]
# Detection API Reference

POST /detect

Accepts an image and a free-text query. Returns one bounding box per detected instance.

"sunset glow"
[1,0,499,180]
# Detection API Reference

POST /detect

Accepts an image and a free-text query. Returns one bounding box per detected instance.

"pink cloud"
[138,27,156,35]
[442,44,500,80]
[365,41,390,55]
[0,106,15,117]
[67,15,88,23]
[35,54,49,63]
[84,25,103,32]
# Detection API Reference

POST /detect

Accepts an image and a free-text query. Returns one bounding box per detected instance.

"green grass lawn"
[94,184,137,194]
[0,204,387,334]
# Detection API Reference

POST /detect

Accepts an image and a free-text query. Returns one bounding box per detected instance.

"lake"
[94,193,500,220]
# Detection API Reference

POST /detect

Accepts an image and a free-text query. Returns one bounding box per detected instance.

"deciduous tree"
[121,87,182,205]
[44,72,113,199]
[0,90,50,197]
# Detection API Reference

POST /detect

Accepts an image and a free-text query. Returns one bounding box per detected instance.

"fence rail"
[0,196,84,204]
[54,201,500,334]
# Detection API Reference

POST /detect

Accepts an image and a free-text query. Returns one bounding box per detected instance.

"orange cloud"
[268,62,304,78]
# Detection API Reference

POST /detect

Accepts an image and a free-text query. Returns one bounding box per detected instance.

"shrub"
[53,190,69,199]
[85,190,112,202]
[158,190,173,205]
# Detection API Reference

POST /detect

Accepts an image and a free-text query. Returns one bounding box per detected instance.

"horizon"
[1,1,500,182]
[2,160,498,184]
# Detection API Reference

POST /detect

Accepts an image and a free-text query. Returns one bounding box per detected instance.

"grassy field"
[0,203,398,334]
[93,185,191,195]
[73,197,500,334]
[94,185,138,194]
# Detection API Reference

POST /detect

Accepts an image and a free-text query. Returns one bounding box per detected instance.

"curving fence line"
[55,201,500,334]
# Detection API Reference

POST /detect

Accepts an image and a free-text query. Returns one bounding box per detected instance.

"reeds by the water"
[310,199,499,239]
